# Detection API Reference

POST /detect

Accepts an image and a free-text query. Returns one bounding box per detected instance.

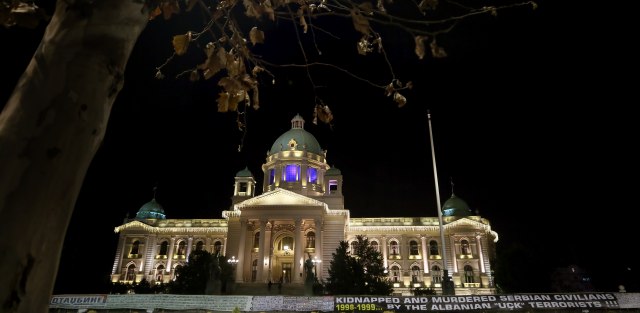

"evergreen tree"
[167,249,213,294]
[326,235,393,295]
[133,278,153,294]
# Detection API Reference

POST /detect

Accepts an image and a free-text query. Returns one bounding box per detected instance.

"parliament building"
[110,114,499,295]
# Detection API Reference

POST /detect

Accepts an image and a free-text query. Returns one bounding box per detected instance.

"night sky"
[1,0,636,294]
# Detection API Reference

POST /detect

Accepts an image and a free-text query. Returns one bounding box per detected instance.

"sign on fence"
[50,292,630,311]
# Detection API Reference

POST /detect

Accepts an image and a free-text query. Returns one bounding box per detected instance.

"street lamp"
[312,257,322,277]
[227,256,239,283]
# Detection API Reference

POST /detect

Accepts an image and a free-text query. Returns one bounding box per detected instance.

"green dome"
[136,198,166,220]
[236,167,253,177]
[442,194,472,217]
[269,114,323,155]
[326,167,342,175]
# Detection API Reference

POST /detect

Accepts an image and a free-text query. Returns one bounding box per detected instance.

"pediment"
[236,188,326,208]
[445,217,486,229]
[114,220,154,233]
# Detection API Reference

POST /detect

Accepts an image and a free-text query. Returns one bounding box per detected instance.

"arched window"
[195,241,204,251]
[155,265,165,282]
[173,265,182,281]
[391,265,400,282]
[306,231,315,248]
[464,265,475,283]
[409,240,419,255]
[214,241,222,254]
[429,240,439,255]
[126,264,136,281]
[130,240,140,255]
[177,241,186,255]
[278,236,294,254]
[411,265,421,282]
[431,265,442,283]
[461,239,471,255]
[159,241,168,256]
[251,259,258,282]
[350,241,358,254]
[371,241,379,252]
[254,232,260,248]
[390,240,399,255]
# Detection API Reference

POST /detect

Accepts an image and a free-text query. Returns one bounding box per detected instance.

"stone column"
[294,219,304,283]
[314,218,323,280]
[186,237,193,259]
[266,221,274,282]
[236,219,247,282]
[421,235,429,273]
[257,220,267,281]
[166,237,176,273]
[381,236,388,269]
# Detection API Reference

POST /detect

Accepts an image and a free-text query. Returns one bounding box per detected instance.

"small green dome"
[442,194,472,217]
[236,167,253,177]
[136,198,166,220]
[326,167,342,175]
[269,114,323,155]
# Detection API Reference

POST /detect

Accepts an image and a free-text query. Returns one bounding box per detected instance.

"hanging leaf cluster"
[140,0,535,126]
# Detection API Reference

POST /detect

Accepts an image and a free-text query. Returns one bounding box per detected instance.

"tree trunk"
[0,1,147,312]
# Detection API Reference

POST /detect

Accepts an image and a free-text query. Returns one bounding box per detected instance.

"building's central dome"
[269,114,323,155]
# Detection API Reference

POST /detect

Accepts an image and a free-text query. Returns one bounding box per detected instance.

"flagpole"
[427,110,455,295]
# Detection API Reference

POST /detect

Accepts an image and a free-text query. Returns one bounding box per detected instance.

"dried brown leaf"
[430,39,448,58]
[316,104,334,124]
[357,36,372,55]
[218,77,242,93]
[186,0,198,11]
[350,9,370,36]
[376,0,386,13]
[384,82,394,97]
[189,70,200,82]
[393,92,407,108]
[161,1,180,20]
[298,7,308,33]
[198,45,227,80]
[252,66,265,77]
[228,91,245,112]
[414,35,427,60]
[406,81,413,89]
[243,0,260,18]
[217,92,230,112]
[263,0,275,20]
[249,27,265,45]
[172,32,191,56]
[252,86,260,110]
[149,6,162,20]
[358,2,374,14]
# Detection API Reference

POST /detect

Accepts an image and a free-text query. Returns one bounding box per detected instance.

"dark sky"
[1,0,636,294]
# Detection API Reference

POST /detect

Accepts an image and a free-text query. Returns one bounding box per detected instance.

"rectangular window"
[329,180,338,193]
[283,164,300,182]
[269,169,275,184]
[307,167,318,183]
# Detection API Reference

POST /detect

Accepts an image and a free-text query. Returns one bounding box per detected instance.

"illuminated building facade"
[111,114,499,295]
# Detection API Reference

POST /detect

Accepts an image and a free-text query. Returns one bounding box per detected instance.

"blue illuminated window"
[283,164,300,182]
[307,167,318,183]
[269,169,275,184]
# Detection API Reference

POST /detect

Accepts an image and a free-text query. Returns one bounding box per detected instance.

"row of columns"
[236,218,323,283]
